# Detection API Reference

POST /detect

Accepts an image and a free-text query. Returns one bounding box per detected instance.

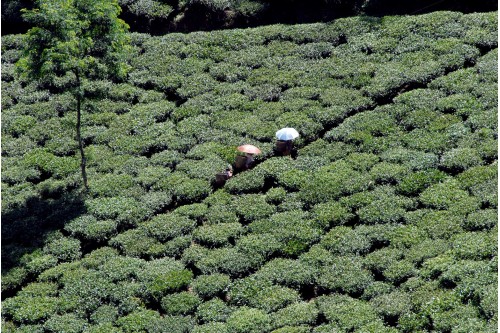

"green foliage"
[193,223,244,246]
[145,269,193,299]
[116,309,195,333]
[196,298,233,323]
[161,291,201,315]
[2,10,498,333]
[318,255,373,294]
[191,273,231,299]
[271,302,319,329]
[464,209,497,231]
[249,211,322,256]
[451,231,497,260]
[143,213,197,242]
[87,196,150,226]
[233,194,276,222]
[299,161,371,204]
[226,307,272,333]
[65,215,118,242]
[311,202,353,229]
[397,169,448,195]
[193,322,229,333]
[257,258,316,288]
[2,295,60,324]
[316,294,380,331]
[43,236,81,262]
[43,313,88,333]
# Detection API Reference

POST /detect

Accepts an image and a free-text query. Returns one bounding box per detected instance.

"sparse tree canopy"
[17,0,131,189]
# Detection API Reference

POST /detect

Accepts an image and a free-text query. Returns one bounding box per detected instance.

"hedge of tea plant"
[2,10,498,332]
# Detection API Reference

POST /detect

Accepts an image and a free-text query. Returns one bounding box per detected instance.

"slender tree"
[16,0,131,190]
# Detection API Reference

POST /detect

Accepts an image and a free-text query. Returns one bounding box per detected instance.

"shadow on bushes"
[1,192,86,296]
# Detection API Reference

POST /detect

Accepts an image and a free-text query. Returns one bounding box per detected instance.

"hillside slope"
[2,11,498,332]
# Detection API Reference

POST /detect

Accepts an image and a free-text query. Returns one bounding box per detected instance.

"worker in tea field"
[225,165,233,178]
[275,127,299,156]
[236,144,261,170]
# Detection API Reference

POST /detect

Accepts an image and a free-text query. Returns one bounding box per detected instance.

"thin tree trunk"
[75,73,89,190]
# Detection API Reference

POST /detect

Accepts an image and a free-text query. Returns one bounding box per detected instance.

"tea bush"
[299,161,371,204]
[143,213,197,242]
[65,215,118,242]
[191,273,231,299]
[1,10,498,333]
[193,246,264,276]
[464,209,497,231]
[246,285,300,313]
[318,256,374,294]
[43,313,87,333]
[271,302,319,329]
[193,223,244,247]
[235,233,283,259]
[110,229,165,258]
[316,294,380,331]
[43,236,81,262]
[256,258,316,288]
[193,322,229,333]
[196,298,233,323]
[226,307,272,333]
[321,226,372,255]
[233,194,276,222]
[310,201,353,229]
[161,291,201,315]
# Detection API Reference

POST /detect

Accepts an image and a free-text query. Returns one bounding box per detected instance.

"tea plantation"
[2,10,498,333]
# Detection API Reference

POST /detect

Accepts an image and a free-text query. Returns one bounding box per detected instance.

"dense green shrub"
[316,294,380,331]
[311,201,353,229]
[271,302,319,329]
[233,194,276,222]
[204,205,240,225]
[193,322,229,333]
[161,291,201,315]
[249,210,322,256]
[65,215,118,242]
[450,231,496,260]
[43,313,88,333]
[196,298,233,323]
[143,268,193,299]
[97,255,145,283]
[405,238,450,265]
[226,307,272,333]
[370,291,412,320]
[43,236,81,262]
[257,258,316,288]
[110,229,165,258]
[397,169,448,196]
[320,226,371,255]
[246,285,300,313]
[90,304,119,325]
[318,256,373,294]
[464,209,497,231]
[193,223,244,247]
[419,180,480,215]
[235,233,283,259]
[410,210,463,239]
[195,247,263,276]
[439,147,483,171]
[191,273,231,299]
[2,295,60,324]
[357,189,415,224]
[299,161,371,204]
[271,326,311,333]
[85,196,150,226]
[383,259,417,284]
[143,213,197,242]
